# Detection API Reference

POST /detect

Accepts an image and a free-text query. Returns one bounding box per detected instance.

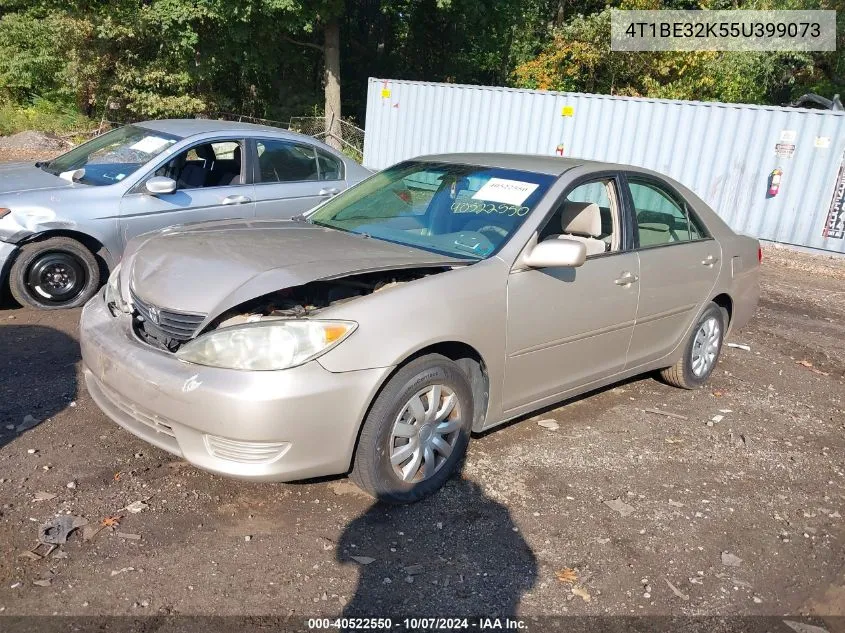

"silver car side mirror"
[523,238,586,268]
[145,176,177,195]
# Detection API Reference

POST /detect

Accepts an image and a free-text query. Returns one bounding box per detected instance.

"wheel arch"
[19,229,115,279]
[347,340,491,472]
[710,292,733,332]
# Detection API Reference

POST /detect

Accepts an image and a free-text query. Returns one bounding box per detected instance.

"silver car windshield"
[308,161,554,259]
[40,125,181,186]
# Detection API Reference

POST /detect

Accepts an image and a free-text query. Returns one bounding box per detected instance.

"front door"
[252,139,346,219]
[119,139,255,246]
[502,177,639,413]
[624,176,721,367]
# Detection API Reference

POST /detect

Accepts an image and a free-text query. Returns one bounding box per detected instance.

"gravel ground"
[0,245,844,630]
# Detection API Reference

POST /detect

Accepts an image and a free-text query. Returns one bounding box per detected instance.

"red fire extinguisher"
[768,168,783,197]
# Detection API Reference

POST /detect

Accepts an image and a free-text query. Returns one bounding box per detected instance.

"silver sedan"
[0,119,369,309]
[80,153,760,503]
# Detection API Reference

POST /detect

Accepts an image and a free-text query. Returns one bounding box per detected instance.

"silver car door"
[253,139,340,219]
[118,139,255,246]
[623,176,722,367]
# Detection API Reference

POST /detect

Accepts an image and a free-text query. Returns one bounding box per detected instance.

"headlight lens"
[0,208,10,219]
[104,264,130,313]
[175,320,357,371]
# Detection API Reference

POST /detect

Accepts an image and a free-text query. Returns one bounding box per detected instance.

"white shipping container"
[363,78,845,254]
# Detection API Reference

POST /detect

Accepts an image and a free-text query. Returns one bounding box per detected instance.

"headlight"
[104,264,129,313]
[0,208,10,219]
[175,320,357,371]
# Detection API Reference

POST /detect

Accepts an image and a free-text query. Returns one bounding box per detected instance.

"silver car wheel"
[691,316,721,377]
[389,384,462,483]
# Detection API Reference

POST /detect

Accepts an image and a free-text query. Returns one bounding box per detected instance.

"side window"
[154,140,244,189]
[629,179,704,247]
[316,150,343,181]
[256,140,318,183]
[538,178,620,256]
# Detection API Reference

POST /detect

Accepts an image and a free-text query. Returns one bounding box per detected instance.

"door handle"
[701,255,719,266]
[319,187,339,196]
[222,195,252,205]
[614,272,639,286]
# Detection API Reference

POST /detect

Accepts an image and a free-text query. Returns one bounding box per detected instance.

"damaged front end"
[130,267,451,356]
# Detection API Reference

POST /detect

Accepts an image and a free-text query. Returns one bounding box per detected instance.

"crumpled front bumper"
[80,293,393,482]
[0,241,18,286]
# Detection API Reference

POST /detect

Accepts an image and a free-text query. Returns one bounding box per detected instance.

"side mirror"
[145,176,177,195]
[523,238,586,268]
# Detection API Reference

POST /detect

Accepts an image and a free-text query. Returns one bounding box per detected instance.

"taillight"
[757,245,763,264]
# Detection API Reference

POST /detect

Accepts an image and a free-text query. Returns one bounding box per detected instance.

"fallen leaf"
[797,359,814,368]
[350,556,375,565]
[721,551,743,567]
[32,579,52,587]
[555,568,578,584]
[32,491,57,502]
[113,472,122,481]
[537,419,559,431]
[572,585,592,602]
[101,515,123,528]
[712,390,723,397]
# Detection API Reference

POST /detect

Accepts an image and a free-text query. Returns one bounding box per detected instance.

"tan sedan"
[80,154,760,503]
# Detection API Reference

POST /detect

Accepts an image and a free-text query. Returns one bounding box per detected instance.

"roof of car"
[413,153,585,176]
[136,118,311,140]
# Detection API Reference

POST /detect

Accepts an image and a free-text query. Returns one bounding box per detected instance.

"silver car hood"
[126,220,464,321]
[0,162,73,195]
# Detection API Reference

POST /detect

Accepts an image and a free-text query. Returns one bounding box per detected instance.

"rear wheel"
[660,302,725,389]
[350,354,474,504]
[9,237,100,309]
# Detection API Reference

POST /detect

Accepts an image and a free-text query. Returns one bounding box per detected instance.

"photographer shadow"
[337,477,536,620]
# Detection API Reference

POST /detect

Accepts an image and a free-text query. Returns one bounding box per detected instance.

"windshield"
[308,161,554,259]
[41,125,181,186]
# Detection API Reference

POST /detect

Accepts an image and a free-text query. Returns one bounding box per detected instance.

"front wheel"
[350,354,474,504]
[660,302,725,389]
[9,237,101,309]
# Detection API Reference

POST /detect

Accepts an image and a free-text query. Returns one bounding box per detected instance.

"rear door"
[118,138,255,245]
[252,139,347,219]
[624,175,721,367]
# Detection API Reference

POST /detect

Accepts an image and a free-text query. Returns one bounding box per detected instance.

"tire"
[660,302,725,389]
[350,354,474,504]
[9,237,100,310]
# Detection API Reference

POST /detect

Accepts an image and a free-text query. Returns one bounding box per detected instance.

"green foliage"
[512,3,842,105]
[0,0,842,136]
[0,96,92,135]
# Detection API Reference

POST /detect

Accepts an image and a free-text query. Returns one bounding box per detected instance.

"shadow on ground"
[0,324,78,448]
[337,477,536,617]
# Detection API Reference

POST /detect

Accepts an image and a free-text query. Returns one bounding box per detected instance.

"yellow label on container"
[562,105,574,117]
[381,89,391,98]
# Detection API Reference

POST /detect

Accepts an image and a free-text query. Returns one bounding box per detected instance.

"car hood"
[126,220,465,321]
[0,162,73,195]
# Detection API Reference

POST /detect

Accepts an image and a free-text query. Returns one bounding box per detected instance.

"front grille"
[204,435,290,465]
[130,289,206,343]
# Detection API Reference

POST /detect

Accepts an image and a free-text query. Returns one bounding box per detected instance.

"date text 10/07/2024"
[306,617,529,630]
